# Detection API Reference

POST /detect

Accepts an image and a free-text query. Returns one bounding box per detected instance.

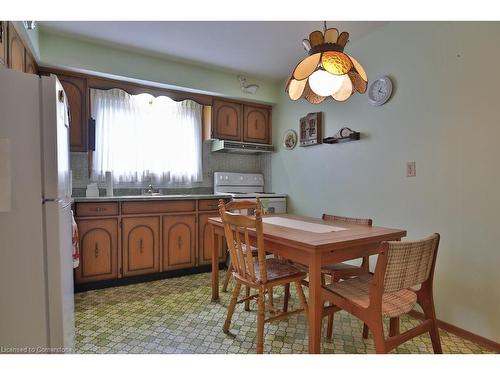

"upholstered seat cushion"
[252,258,307,282]
[323,274,417,318]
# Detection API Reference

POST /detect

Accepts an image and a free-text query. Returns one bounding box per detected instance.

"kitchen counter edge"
[72,194,232,202]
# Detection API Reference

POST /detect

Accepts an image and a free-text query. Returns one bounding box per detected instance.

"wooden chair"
[321,214,372,339]
[221,200,258,294]
[219,199,309,354]
[321,233,442,354]
[221,200,286,312]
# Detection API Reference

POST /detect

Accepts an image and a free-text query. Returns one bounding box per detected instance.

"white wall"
[272,22,500,342]
[39,30,280,104]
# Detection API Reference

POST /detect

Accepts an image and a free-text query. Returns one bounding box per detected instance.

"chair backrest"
[377,233,440,293]
[218,199,267,284]
[322,214,373,226]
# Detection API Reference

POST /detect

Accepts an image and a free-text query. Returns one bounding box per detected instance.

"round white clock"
[368,76,393,106]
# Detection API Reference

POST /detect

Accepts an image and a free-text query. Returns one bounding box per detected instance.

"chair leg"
[369,318,387,354]
[268,287,274,312]
[420,292,443,354]
[256,288,265,354]
[222,263,233,292]
[244,285,251,311]
[223,281,241,334]
[326,311,334,339]
[389,317,400,337]
[362,324,369,339]
[294,281,308,319]
[428,320,442,354]
[283,283,290,312]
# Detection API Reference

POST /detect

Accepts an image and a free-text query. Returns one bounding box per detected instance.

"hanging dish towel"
[71,210,80,269]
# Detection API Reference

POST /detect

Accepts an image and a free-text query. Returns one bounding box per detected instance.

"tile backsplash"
[71,142,272,196]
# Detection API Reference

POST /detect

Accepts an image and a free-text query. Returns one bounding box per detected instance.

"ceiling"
[39,21,385,80]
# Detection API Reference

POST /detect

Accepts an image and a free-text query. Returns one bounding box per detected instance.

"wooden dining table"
[209,214,406,354]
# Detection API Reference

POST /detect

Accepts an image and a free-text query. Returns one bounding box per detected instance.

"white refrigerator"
[0,69,75,352]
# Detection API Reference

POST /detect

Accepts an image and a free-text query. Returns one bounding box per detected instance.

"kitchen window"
[90,88,202,184]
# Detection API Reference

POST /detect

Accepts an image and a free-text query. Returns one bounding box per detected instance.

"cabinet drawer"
[198,199,224,211]
[121,200,195,215]
[76,202,119,217]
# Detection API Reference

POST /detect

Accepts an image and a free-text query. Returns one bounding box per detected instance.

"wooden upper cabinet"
[212,99,242,141]
[57,75,88,152]
[122,217,160,277]
[243,105,271,144]
[7,23,25,72]
[198,212,226,266]
[162,214,196,271]
[24,49,37,75]
[0,22,7,67]
[75,218,118,283]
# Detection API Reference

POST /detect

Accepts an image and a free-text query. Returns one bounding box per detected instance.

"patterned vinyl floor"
[74,271,493,354]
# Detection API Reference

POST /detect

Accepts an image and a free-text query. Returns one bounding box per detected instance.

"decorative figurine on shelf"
[323,127,360,144]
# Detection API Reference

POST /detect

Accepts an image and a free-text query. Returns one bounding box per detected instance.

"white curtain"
[91,88,202,183]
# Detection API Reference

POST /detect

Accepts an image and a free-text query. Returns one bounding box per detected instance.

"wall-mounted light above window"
[286,22,368,104]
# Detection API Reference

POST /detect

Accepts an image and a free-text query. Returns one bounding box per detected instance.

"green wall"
[39,29,280,103]
[272,22,500,343]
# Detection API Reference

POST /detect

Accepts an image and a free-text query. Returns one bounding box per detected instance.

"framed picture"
[299,112,322,147]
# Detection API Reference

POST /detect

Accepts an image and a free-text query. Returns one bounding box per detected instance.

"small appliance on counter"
[105,171,113,197]
[85,182,99,197]
[213,172,286,214]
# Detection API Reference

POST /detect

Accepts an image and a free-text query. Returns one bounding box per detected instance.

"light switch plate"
[406,161,416,177]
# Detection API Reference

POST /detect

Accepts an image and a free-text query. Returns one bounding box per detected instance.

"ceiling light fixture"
[286,22,368,104]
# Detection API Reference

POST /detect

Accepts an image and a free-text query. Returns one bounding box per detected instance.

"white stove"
[214,172,287,214]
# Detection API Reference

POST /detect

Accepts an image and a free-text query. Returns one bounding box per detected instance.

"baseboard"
[408,310,500,353]
[74,263,226,293]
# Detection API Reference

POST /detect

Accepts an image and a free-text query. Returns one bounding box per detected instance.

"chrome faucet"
[145,184,155,194]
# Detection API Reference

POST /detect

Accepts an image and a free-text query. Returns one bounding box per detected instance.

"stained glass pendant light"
[286,22,368,104]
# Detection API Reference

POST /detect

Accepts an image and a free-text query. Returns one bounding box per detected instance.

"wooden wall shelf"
[323,127,360,144]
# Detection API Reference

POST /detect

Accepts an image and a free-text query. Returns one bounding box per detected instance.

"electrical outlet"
[406,161,416,177]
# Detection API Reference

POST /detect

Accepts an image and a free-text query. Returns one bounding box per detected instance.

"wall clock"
[368,76,393,106]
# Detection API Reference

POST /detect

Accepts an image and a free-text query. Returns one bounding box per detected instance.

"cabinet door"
[212,99,242,141]
[57,75,88,152]
[198,212,226,266]
[75,218,118,283]
[8,23,25,72]
[243,105,270,144]
[163,214,196,271]
[24,49,37,74]
[0,21,7,67]
[122,217,160,277]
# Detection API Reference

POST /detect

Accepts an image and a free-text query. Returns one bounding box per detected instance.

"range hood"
[211,139,274,154]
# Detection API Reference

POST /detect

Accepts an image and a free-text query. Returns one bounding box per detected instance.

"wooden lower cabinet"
[198,211,226,265]
[74,200,229,285]
[122,216,160,277]
[75,218,118,283]
[162,214,196,271]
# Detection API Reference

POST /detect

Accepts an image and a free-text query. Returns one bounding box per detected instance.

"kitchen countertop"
[72,194,232,202]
